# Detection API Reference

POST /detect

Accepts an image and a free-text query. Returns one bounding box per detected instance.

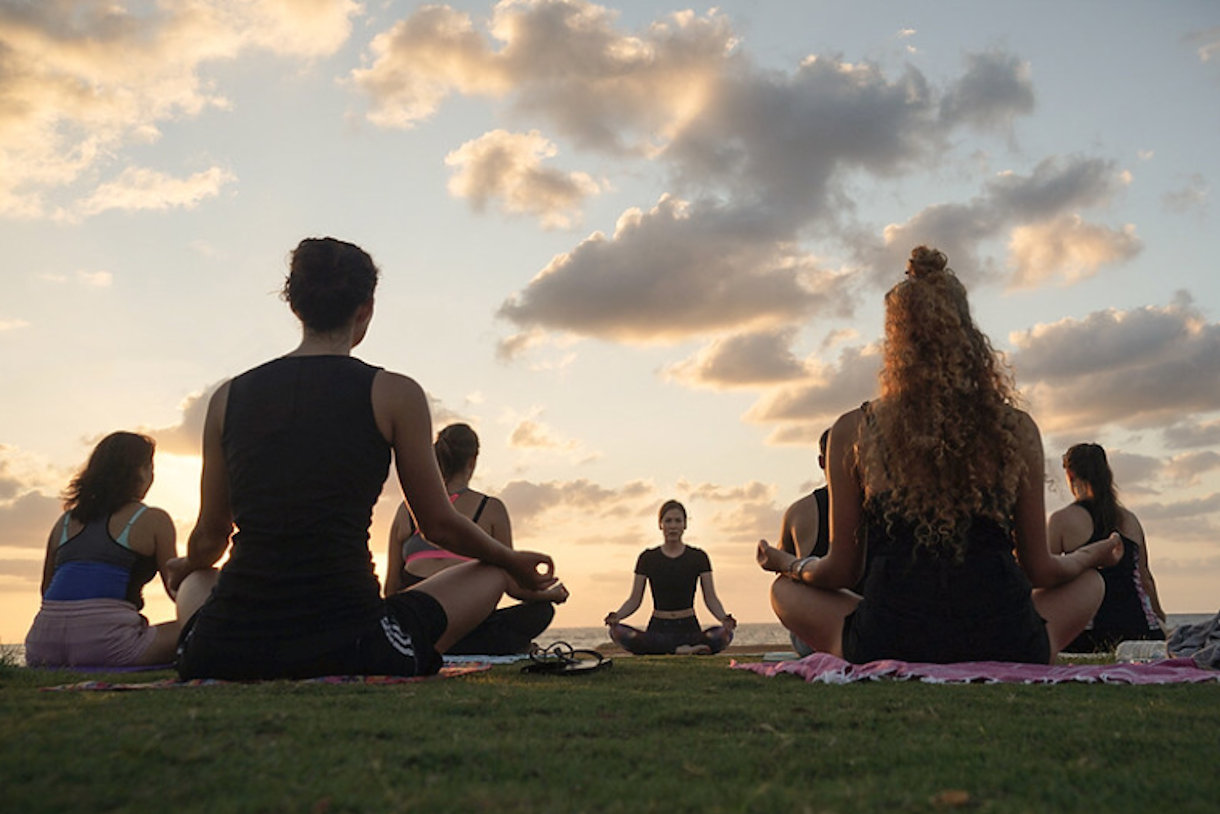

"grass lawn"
[2,654,1218,813]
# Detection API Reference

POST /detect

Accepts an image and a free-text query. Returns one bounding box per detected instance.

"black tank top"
[202,356,389,647]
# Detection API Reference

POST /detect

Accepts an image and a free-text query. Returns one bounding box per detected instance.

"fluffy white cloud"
[75,166,236,218]
[1012,297,1220,433]
[0,0,359,217]
[1007,215,1141,289]
[664,328,808,389]
[445,130,600,228]
[743,343,882,440]
[1164,451,1220,486]
[497,195,850,345]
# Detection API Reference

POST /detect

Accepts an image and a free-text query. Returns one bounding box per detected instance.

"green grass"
[2,656,1217,813]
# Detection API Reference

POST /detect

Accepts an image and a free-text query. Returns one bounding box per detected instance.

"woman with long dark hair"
[757,246,1121,663]
[386,422,566,654]
[26,431,179,667]
[1049,443,1166,652]
[169,237,559,679]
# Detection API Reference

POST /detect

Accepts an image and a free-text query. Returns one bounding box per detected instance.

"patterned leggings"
[609,616,733,655]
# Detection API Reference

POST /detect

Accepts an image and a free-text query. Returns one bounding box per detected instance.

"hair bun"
[906,245,949,279]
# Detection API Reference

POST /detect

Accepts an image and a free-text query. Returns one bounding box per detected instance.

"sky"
[2,0,1219,645]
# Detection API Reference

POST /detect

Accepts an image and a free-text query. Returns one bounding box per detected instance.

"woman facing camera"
[169,237,559,680]
[605,500,736,655]
[26,432,180,668]
[1049,443,1166,652]
[386,422,567,655]
[758,246,1121,664]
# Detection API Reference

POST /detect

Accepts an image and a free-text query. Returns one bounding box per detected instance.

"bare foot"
[674,644,713,655]
[756,539,796,574]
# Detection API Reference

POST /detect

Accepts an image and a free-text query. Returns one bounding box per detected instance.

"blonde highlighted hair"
[858,246,1024,556]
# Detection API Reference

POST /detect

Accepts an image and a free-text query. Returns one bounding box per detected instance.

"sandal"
[521,641,612,675]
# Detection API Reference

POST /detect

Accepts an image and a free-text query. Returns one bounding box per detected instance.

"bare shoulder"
[1117,505,1145,542]
[371,369,425,402]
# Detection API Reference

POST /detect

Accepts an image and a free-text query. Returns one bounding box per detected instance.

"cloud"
[743,343,882,437]
[507,418,593,462]
[497,194,851,344]
[938,50,1034,132]
[74,166,236,218]
[0,319,30,331]
[141,382,224,456]
[1012,297,1220,433]
[0,491,60,554]
[1163,173,1209,215]
[0,0,359,217]
[1187,26,1220,63]
[350,1,737,152]
[444,130,600,228]
[1163,419,1220,450]
[664,328,808,389]
[1164,451,1220,486]
[863,156,1134,287]
[1007,214,1141,289]
[498,477,652,527]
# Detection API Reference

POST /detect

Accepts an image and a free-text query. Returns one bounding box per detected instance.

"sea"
[3,615,1213,667]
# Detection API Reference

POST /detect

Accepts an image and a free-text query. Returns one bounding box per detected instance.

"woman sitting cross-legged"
[386,422,567,655]
[757,246,1122,664]
[169,237,560,680]
[25,431,180,668]
[1050,442,1167,652]
[605,500,736,655]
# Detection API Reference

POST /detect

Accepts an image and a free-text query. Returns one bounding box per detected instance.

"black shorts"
[177,590,449,680]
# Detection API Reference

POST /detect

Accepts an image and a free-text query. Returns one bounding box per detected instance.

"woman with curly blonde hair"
[757,246,1121,663]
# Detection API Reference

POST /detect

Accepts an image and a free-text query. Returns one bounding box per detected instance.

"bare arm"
[698,571,734,627]
[384,502,412,597]
[373,371,554,591]
[1012,411,1121,587]
[605,573,646,624]
[146,508,179,599]
[1127,511,1167,623]
[482,496,513,548]
[171,382,235,593]
[39,518,61,596]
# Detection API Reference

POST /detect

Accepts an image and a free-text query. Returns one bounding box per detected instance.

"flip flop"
[521,641,613,675]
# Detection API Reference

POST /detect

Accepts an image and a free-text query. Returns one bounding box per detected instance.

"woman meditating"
[757,246,1122,664]
[605,500,736,655]
[386,422,566,654]
[1050,443,1166,652]
[169,237,560,679]
[26,432,180,668]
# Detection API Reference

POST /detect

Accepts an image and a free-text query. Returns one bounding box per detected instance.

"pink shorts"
[25,598,159,668]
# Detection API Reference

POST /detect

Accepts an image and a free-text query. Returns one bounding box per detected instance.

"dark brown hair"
[282,237,379,333]
[658,499,687,523]
[1063,443,1120,533]
[435,423,479,482]
[62,432,155,523]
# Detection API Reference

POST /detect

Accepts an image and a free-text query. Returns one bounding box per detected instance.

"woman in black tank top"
[167,238,562,680]
[756,246,1122,664]
[386,423,567,654]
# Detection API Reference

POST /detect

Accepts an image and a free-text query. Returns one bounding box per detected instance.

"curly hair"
[857,246,1024,557]
[62,432,155,524]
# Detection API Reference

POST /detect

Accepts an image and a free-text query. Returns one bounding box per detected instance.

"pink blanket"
[730,652,1220,685]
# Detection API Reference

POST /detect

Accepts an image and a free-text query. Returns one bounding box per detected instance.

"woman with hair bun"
[169,237,560,680]
[1049,443,1166,652]
[25,431,180,667]
[604,500,736,655]
[386,422,566,655]
[757,246,1122,664]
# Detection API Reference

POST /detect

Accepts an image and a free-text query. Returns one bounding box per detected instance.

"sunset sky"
[3,0,1219,645]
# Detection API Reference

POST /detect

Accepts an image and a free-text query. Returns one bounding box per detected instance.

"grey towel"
[1167,611,1220,670]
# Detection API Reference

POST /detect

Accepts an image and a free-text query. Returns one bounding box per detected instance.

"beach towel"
[730,652,1220,685]
[40,663,492,691]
